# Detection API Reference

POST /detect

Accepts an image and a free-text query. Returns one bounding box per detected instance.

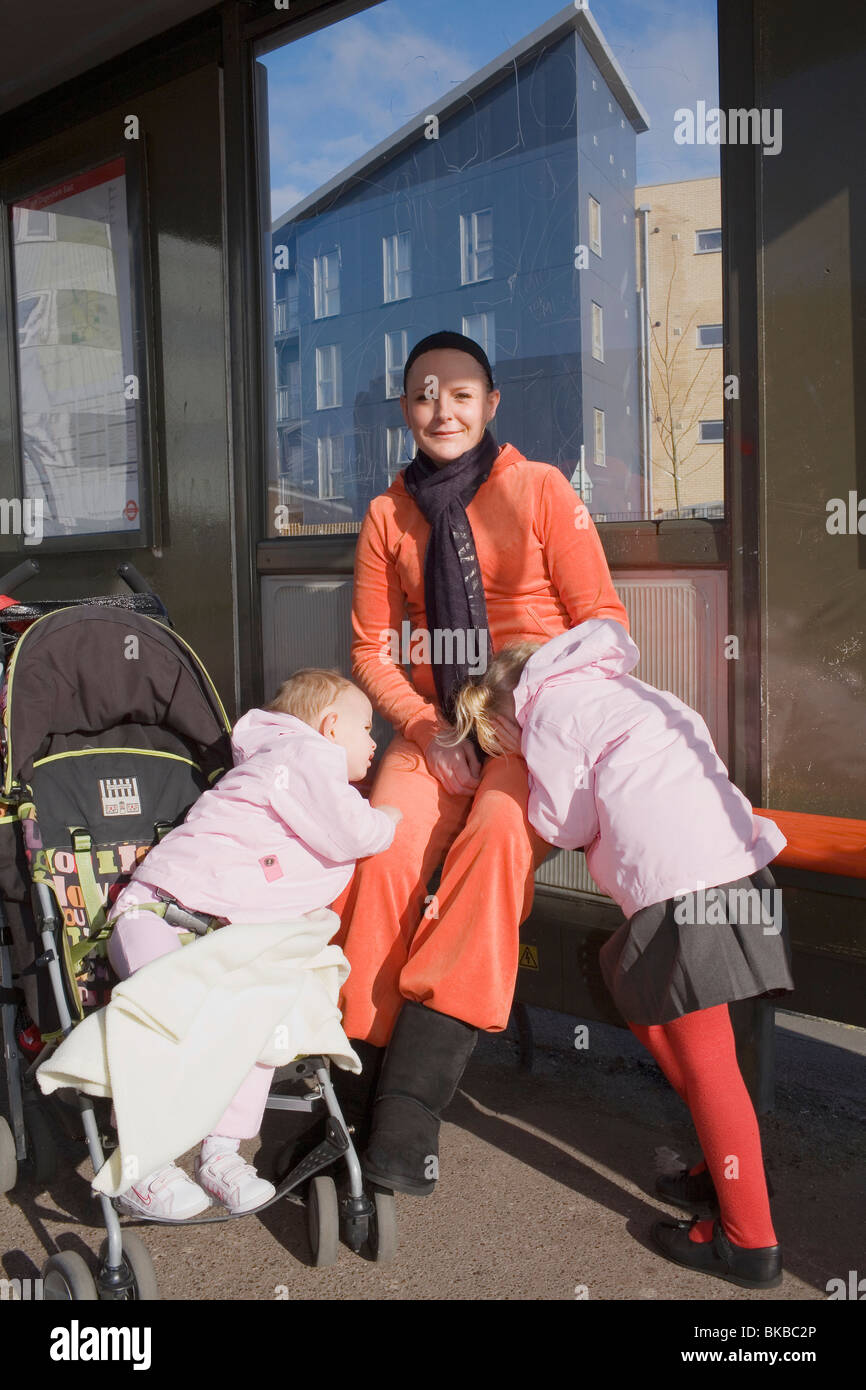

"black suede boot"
[271,1042,383,1181]
[362,1001,478,1196]
[330,1039,384,1150]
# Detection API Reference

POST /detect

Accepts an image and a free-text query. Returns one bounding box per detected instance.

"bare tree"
[649,240,721,516]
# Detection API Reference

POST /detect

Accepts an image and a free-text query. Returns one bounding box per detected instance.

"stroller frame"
[0,561,395,1299]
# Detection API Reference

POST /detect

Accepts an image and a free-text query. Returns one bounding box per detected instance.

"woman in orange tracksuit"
[330,329,628,1196]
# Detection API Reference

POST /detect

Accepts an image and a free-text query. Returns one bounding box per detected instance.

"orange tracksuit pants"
[330,734,552,1046]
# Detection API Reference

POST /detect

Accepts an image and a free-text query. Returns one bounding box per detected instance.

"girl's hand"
[424,736,481,795]
[378,804,403,826]
[489,714,522,756]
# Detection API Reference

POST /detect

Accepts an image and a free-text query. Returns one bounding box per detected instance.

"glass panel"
[260,0,723,534]
[9,156,147,541]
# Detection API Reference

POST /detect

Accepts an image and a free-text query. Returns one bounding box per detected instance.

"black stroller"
[0,560,395,1300]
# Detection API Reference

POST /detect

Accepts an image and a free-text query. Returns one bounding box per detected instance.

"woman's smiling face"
[401,348,500,467]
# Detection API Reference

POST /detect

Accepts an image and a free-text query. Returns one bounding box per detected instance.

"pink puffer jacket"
[513,619,786,919]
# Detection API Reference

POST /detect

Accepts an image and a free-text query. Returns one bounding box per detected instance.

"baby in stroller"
[107,668,401,1219]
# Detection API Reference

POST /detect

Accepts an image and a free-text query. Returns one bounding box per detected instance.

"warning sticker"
[518,943,539,971]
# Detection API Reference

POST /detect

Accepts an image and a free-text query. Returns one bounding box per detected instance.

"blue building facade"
[269,7,648,532]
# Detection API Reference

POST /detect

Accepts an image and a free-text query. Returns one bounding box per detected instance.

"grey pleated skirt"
[598,865,794,1026]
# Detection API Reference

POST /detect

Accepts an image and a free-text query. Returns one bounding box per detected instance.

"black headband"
[402,330,495,395]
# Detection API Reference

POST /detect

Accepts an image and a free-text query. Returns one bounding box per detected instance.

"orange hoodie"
[351,442,629,752]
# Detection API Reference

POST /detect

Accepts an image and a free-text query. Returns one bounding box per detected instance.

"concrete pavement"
[1,1007,863,1301]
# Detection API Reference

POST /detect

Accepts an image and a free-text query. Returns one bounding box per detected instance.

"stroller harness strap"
[67,833,219,968]
[109,896,223,947]
[67,830,114,971]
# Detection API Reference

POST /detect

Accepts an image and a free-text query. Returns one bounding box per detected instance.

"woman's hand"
[378,804,403,826]
[424,736,481,795]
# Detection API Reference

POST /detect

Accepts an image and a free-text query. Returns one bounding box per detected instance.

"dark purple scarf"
[402,428,498,723]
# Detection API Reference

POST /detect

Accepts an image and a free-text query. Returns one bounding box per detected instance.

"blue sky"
[261,0,720,223]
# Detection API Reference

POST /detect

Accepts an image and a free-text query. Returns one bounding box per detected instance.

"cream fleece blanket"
[36,908,361,1196]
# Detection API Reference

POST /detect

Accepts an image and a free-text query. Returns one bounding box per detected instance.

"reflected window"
[315,344,342,408]
[589,196,602,256]
[9,156,149,543]
[387,425,413,482]
[275,273,298,335]
[383,232,412,302]
[697,323,723,348]
[385,330,408,399]
[462,312,495,368]
[696,228,722,253]
[21,208,51,240]
[460,209,493,284]
[594,408,606,467]
[277,359,300,423]
[313,249,340,318]
[317,435,344,498]
[592,303,604,361]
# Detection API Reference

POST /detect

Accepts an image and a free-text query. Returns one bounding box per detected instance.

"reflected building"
[269,4,649,534]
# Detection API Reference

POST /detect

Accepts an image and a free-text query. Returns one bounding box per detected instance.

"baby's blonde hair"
[265,668,357,727]
[437,642,543,756]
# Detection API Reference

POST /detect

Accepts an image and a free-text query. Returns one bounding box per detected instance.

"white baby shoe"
[116,1162,211,1219]
[194,1150,276,1214]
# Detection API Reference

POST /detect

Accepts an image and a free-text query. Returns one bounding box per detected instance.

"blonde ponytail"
[434,641,544,757]
[441,682,499,753]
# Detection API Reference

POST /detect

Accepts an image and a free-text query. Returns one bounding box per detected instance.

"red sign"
[14,157,126,213]
[123,499,139,522]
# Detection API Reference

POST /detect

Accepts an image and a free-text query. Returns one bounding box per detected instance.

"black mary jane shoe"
[656,1166,718,1212]
[650,1215,782,1290]
[656,1164,775,1213]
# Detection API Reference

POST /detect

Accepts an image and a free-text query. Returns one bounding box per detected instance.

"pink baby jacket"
[124,709,395,923]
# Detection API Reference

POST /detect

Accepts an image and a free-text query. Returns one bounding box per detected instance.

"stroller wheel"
[307,1174,339,1267]
[363,1186,397,1265]
[97,1231,159,1300]
[21,1098,57,1186]
[42,1251,98,1300]
[0,1115,17,1193]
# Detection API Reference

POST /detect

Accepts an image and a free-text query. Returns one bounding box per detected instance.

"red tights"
[629,1003,777,1249]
